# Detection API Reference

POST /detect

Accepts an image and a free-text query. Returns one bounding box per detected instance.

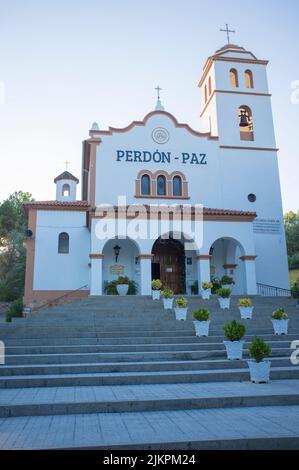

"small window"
[62,184,70,197]
[230,68,239,88]
[204,84,207,103]
[141,174,150,195]
[244,70,254,89]
[157,175,166,196]
[172,176,182,196]
[208,76,212,95]
[58,232,69,254]
[248,193,256,202]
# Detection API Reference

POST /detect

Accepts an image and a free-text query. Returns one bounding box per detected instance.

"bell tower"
[54,171,79,201]
[198,43,277,149]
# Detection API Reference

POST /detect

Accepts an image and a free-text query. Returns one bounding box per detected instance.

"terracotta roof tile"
[24,200,89,211]
[24,202,256,219]
[203,207,256,217]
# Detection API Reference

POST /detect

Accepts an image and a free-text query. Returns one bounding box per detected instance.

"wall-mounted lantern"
[113,245,121,262]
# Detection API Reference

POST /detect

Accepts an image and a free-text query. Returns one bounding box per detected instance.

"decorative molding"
[89,254,104,259]
[200,89,271,118]
[88,110,218,141]
[216,89,271,97]
[139,254,154,259]
[199,57,268,88]
[135,195,190,200]
[220,145,278,152]
[89,206,256,223]
[223,263,238,269]
[135,170,189,199]
[239,255,257,261]
[195,255,211,260]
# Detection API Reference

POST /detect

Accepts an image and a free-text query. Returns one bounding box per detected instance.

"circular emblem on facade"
[151,127,170,144]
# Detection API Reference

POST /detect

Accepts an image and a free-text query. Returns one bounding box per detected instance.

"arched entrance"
[102,237,140,292]
[209,237,246,294]
[151,236,185,294]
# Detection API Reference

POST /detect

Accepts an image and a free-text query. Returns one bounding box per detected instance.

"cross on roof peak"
[64,160,71,171]
[155,85,162,100]
[220,23,235,44]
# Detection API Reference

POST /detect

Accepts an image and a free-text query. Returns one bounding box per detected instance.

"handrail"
[30,284,89,312]
[257,282,291,297]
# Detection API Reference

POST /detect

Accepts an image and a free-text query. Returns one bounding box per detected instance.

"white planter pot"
[152,290,161,300]
[193,320,210,337]
[174,307,188,321]
[218,297,230,309]
[201,289,211,300]
[248,360,271,383]
[223,340,244,360]
[116,284,129,296]
[272,319,289,335]
[163,298,174,310]
[239,306,254,319]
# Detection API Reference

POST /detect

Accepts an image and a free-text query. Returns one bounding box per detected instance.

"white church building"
[24,43,290,305]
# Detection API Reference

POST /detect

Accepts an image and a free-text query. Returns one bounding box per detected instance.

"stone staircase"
[0,295,299,449]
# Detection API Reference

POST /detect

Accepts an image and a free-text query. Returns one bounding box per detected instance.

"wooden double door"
[151,238,185,294]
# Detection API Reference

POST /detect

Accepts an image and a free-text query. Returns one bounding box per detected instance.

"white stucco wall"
[93,113,221,209]
[33,210,90,290]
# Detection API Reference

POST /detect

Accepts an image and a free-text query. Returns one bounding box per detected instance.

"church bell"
[239,110,249,127]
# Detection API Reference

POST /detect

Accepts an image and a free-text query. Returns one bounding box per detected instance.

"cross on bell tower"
[220,23,235,44]
[64,160,71,171]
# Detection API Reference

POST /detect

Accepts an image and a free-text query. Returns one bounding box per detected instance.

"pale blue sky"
[0,0,298,211]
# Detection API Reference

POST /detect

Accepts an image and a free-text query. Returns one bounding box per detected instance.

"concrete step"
[0,357,293,376]
[3,342,293,365]
[4,333,298,353]
[0,365,299,388]
[0,379,298,418]
[1,349,292,366]
[1,404,299,449]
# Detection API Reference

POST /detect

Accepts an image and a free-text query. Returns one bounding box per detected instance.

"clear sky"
[0,0,298,212]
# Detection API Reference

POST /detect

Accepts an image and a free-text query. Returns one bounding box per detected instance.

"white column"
[90,255,103,295]
[241,256,257,295]
[197,256,211,291]
[140,255,152,295]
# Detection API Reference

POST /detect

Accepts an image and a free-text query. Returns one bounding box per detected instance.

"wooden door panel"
[152,243,182,293]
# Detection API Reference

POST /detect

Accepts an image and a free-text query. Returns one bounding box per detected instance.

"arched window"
[172,176,182,196]
[58,232,69,254]
[141,174,150,195]
[62,184,70,197]
[244,69,254,88]
[230,68,239,88]
[204,84,208,103]
[238,105,254,141]
[208,76,212,96]
[157,175,166,196]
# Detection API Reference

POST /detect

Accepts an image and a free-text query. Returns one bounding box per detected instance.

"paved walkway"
[1,405,299,449]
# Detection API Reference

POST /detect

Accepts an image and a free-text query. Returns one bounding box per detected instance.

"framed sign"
[109,264,124,275]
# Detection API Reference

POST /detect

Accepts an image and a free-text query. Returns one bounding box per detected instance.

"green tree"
[0,191,33,301]
[284,210,299,269]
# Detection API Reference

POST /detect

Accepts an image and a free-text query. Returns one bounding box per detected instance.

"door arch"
[151,236,185,293]
[209,237,246,294]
